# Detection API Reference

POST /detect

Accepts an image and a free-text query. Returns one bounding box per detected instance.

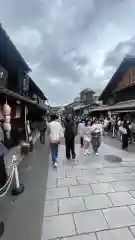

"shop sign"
[23,74,29,92]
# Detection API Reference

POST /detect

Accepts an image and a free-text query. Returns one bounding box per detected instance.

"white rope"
[0,167,14,191]
[0,168,14,197]
[0,155,23,198]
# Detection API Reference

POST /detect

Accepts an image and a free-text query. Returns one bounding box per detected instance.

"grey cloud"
[73,55,88,66]
[0,0,44,30]
[1,0,135,104]
[40,47,81,82]
[104,37,135,68]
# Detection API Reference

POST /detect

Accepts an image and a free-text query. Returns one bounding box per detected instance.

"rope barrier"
[0,169,14,197]
[0,155,24,198]
[0,167,14,192]
[6,155,23,169]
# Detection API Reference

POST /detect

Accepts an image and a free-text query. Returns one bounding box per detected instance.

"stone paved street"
[42,142,135,239]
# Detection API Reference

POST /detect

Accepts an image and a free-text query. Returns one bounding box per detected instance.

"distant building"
[80,88,95,105]
[65,88,102,116]
[74,96,80,102]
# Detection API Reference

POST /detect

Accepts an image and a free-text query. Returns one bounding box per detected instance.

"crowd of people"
[76,114,135,150]
[46,113,135,168]
[47,114,103,168]
[77,118,102,156]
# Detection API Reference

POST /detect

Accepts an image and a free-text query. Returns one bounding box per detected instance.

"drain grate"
[104,155,122,163]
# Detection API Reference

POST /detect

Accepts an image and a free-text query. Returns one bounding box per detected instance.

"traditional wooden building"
[0,24,47,147]
[65,89,102,116]
[99,56,135,105]
[91,55,135,115]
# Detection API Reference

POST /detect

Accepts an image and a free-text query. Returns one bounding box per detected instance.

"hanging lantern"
[4,116,11,122]
[3,103,11,116]
[3,122,11,132]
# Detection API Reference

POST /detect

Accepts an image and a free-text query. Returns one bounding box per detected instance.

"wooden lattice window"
[116,67,135,90]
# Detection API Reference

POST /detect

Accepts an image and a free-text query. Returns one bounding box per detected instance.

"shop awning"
[74,104,84,110]
[91,100,135,112]
[114,110,135,113]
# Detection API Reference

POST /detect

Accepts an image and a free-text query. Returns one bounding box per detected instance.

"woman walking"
[91,119,102,156]
[83,119,91,155]
[120,120,129,150]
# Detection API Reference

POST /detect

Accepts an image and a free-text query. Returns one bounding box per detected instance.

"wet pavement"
[42,141,135,239]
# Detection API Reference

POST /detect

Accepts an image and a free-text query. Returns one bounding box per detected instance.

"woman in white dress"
[83,119,91,155]
[78,119,85,148]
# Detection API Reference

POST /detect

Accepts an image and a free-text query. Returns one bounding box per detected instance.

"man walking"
[48,114,63,167]
[64,114,76,160]
[39,116,47,144]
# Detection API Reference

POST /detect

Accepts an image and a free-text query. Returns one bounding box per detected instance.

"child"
[83,119,91,155]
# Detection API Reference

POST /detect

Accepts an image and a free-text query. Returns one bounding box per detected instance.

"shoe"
[84,152,87,156]
[72,154,76,159]
[95,153,99,156]
[87,151,91,155]
[53,162,57,168]
[67,157,71,160]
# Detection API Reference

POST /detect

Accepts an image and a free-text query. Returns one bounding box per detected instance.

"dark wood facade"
[100,56,135,105]
[0,24,47,147]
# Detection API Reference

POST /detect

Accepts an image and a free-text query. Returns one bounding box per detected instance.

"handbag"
[119,126,127,134]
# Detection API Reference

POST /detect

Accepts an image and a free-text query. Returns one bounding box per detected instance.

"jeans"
[50,143,59,163]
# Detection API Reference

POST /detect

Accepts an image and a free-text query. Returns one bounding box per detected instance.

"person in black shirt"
[38,116,47,144]
[64,114,76,160]
[122,120,130,150]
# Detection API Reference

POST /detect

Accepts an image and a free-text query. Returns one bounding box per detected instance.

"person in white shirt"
[78,119,85,148]
[48,114,63,167]
[83,119,91,155]
[103,118,109,129]
[91,119,102,156]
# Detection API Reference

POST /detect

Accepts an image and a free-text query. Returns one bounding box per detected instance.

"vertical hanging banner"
[23,74,29,93]
[0,66,8,88]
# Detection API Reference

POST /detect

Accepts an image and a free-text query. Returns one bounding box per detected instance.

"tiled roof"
[91,100,135,112]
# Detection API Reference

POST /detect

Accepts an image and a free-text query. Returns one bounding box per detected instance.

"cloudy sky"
[1,0,135,105]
